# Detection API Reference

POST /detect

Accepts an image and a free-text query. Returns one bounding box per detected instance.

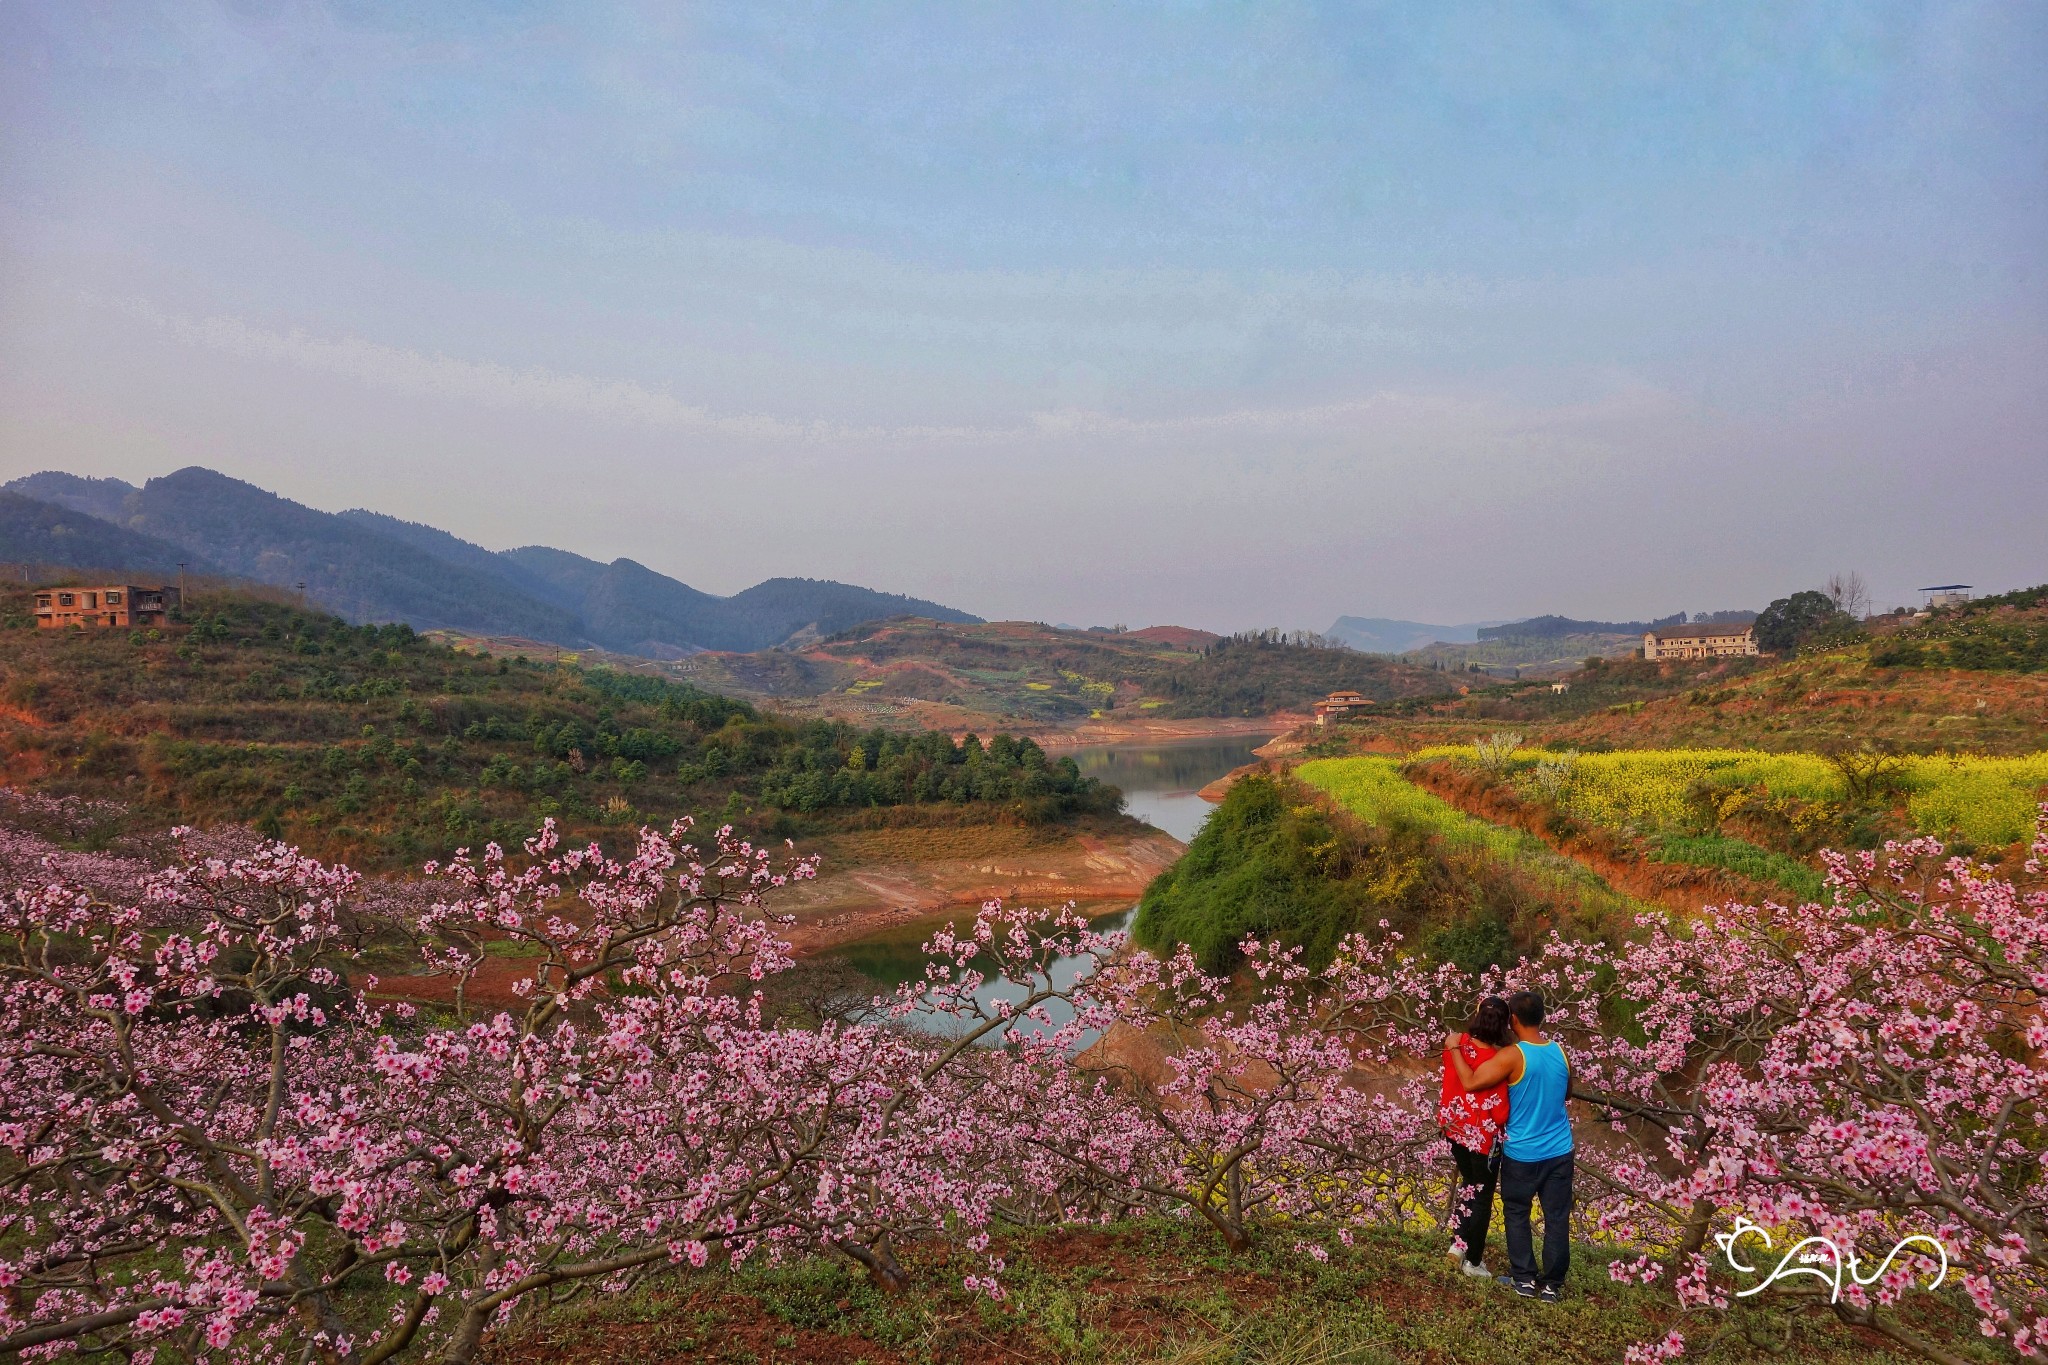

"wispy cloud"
[101,294,1686,461]
[104,296,903,441]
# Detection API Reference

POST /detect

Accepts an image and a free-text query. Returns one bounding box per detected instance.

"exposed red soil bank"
[1044,714,1302,749]
[1403,761,1794,915]
[773,826,1182,954]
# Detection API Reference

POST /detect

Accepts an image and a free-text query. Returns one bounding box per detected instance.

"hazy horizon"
[3,4,2042,632]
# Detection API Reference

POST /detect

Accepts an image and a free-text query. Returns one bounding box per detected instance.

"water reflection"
[1072,734,1276,843]
[824,736,1272,1042]
[830,904,1134,1047]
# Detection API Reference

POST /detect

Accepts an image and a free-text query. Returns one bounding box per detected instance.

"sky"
[1,2,2042,631]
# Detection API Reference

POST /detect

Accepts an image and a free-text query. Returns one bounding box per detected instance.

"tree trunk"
[439,1303,495,1365]
[1674,1196,1717,1265]
[835,1237,910,1295]
[287,1271,362,1365]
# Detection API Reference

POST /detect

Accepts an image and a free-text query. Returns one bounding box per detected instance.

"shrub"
[1131,773,1383,972]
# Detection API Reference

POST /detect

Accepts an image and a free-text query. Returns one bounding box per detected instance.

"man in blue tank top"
[1445,989,1574,1301]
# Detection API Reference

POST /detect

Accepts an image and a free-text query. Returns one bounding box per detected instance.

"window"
[105,591,122,605]
[34,595,50,608]
[58,593,74,607]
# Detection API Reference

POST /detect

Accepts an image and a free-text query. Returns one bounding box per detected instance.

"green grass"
[1295,756,1638,915]
[1645,832,1827,902]
[1299,756,1548,863]
[485,1219,1999,1365]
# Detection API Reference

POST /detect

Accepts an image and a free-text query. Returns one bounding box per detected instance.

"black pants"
[1499,1150,1574,1288]
[1449,1142,1497,1266]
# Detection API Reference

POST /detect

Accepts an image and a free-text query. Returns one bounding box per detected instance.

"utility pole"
[176,562,186,604]
[296,581,307,608]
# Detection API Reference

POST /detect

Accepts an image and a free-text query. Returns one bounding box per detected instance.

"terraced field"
[1298,740,2048,920]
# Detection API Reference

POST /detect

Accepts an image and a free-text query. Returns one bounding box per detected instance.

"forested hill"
[2,468,980,654]
[0,491,218,577]
[0,588,1115,868]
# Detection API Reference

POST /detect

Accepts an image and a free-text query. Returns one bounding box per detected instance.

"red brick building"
[33,585,182,630]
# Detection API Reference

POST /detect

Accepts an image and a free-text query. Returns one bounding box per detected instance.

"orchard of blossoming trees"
[1,800,2043,1363]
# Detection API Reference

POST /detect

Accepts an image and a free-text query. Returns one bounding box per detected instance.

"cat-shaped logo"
[1716,1217,1947,1303]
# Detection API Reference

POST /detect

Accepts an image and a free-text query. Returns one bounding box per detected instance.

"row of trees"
[755,729,1118,819]
[1,810,2042,1362]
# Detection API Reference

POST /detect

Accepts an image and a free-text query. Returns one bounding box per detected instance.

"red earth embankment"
[1402,760,1794,916]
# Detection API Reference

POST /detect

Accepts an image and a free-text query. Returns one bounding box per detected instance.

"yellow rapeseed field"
[1412,744,2048,846]
[1294,757,1645,919]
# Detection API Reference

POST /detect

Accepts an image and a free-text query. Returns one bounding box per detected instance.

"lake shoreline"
[1038,714,1303,749]
[776,824,1185,957]
[805,731,1273,966]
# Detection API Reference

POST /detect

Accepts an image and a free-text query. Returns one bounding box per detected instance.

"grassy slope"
[1132,772,1393,972]
[485,1220,1995,1365]
[1645,830,1825,901]
[1136,766,1641,976]
[1426,642,2048,757]
[1294,757,1643,930]
[1290,631,2048,900]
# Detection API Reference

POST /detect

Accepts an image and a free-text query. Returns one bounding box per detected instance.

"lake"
[1069,732,1277,843]
[822,732,1274,1041]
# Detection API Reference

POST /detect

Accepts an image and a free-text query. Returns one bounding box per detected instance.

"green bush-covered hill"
[0,589,1118,868]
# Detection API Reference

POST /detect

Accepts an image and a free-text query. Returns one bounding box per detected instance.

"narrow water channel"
[823,732,1274,1041]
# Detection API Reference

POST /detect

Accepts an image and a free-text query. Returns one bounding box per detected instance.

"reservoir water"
[1069,732,1277,843]
[823,732,1274,1040]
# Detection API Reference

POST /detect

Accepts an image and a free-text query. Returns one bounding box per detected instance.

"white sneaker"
[1459,1258,1493,1279]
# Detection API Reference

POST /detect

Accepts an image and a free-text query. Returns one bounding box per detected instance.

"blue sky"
[1,2,2041,628]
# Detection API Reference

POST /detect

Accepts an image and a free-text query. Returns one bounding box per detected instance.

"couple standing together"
[1438,990,1575,1301]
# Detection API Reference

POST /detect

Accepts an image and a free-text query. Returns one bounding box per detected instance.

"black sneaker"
[1496,1274,1539,1298]
[1539,1284,1564,1303]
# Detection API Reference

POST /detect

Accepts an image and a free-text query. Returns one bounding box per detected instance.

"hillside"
[499,544,980,654]
[2,468,981,654]
[1326,614,1486,653]
[1401,630,1648,676]
[0,587,1121,872]
[1406,596,2048,755]
[660,618,1457,731]
[0,490,219,578]
[1391,610,1758,677]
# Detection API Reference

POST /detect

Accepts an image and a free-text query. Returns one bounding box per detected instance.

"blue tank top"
[1504,1041,1574,1161]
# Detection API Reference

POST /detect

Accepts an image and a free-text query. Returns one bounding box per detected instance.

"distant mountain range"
[1324,616,1503,654]
[0,489,223,579]
[1329,609,1757,654]
[1,467,980,654]
[1475,610,1755,641]
[1475,613,1685,641]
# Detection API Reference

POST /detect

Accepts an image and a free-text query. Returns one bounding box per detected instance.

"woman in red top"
[1440,996,1512,1276]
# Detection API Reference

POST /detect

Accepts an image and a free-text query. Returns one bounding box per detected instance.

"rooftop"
[1648,622,1754,640]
